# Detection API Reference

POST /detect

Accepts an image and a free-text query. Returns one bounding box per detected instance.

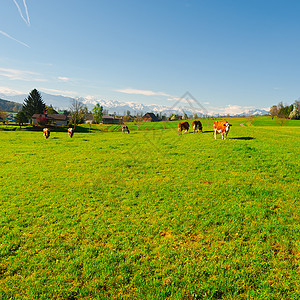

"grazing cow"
[43,128,50,139]
[68,128,74,138]
[192,120,203,133]
[122,125,130,134]
[213,120,231,140]
[178,121,189,134]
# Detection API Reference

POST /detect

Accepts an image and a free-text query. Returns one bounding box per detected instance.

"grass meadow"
[0,118,299,299]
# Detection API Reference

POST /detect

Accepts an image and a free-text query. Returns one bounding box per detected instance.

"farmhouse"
[32,114,69,126]
[102,115,123,124]
[142,112,159,122]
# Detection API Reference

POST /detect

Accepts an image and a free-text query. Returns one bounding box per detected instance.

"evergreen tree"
[23,89,45,122]
[15,111,28,125]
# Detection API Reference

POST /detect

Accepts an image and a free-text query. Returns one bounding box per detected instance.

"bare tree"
[269,105,279,119]
[70,99,86,127]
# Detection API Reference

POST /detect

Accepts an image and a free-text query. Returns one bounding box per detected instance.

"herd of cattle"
[42,127,74,139]
[42,120,231,140]
[177,119,231,140]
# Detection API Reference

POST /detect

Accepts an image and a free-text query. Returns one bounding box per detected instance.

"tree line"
[270,100,300,120]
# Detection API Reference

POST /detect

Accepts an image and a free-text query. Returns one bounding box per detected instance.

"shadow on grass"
[183,130,214,134]
[230,137,255,140]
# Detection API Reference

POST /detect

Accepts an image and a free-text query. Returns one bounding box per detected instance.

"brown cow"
[178,121,189,134]
[43,128,50,139]
[122,126,130,134]
[192,120,203,133]
[68,128,74,138]
[213,120,231,140]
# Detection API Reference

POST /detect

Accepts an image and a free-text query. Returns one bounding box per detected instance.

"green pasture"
[0,119,299,299]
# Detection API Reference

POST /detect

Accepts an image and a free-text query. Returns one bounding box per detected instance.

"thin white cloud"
[116,88,171,97]
[58,76,71,82]
[12,0,30,26]
[0,67,46,82]
[40,88,78,97]
[0,86,24,95]
[167,96,181,101]
[0,30,30,48]
[207,104,255,116]
[167,96,199,104]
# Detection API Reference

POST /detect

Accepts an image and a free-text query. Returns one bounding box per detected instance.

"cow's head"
[224,122,231,131]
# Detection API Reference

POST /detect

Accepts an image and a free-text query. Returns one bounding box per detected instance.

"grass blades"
[0,119,299,299]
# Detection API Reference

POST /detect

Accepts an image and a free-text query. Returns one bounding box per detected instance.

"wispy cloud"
[0,86,25,95]
[0,67,45,81]
[0,1,30,47]
[58,76,71,82]
[116,88,171,97]
[12,0,30,26]
[0,30,30,48]
[207,104,255,116]
[40,88,78,97]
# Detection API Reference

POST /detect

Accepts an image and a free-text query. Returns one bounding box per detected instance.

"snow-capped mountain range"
[0,92,269,117]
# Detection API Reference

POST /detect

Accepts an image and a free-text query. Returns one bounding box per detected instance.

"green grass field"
[0,118,299,299]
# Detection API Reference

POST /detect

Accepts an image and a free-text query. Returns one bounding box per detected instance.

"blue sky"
[1,0,300,114]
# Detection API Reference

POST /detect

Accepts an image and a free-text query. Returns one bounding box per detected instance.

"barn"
[32,114,69,126]
[102,115,123,125]
[142,112,159,122]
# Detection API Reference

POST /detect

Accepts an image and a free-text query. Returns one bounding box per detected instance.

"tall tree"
[269,105,279,119]
[92,103,103,124]
[278,103,293,119]
[15,111,28,126]
[23,89,45,123]
[70,99,86,126]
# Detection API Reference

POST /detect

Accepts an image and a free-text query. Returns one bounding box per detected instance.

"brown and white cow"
[122,126,130,134]
[178,121,189,134]
[68,128,74,138]
[192,120,203,133]
[43,128,50,139]
[213,120,231,140]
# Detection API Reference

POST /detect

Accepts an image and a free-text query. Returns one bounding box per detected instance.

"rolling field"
[0,120,300,299]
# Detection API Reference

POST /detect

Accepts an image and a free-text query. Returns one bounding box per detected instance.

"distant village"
[27,112,184,126]
[0,105,188,126]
